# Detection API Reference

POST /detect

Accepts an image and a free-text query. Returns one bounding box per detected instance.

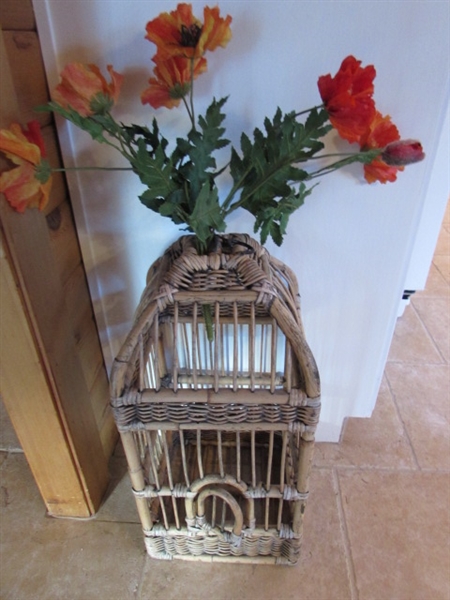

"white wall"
[34,0,449,441]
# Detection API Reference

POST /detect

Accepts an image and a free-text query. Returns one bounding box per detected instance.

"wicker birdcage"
[110,233,321,565]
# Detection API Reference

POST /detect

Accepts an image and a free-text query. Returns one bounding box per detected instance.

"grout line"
[314,463,450,474]
[135,555,151,600]
[332,468,359,600]
[384,373,421,471]
[433,261,450,286]
[410,300,448,364]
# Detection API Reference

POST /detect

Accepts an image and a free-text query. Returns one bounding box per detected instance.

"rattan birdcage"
[110,233,321,565]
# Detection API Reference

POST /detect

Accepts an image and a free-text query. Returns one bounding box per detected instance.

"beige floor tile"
[385,362,450,470]
[0,398,21,450]
[0,452,47,528]
[0,453,145,600]
[412,295,450,362]
[96,456,141,524]
[338,469,450,600]
[138,469,352,600]
[435,224,450,256]
[443,200,450,225]
[387,304,443,364]
[314,377,416,469]
[418,262,450,298]
[434,254,450,285]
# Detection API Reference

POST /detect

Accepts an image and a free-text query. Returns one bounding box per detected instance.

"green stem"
[294,104,325,118]
[182,95,195,127]
[220,165,254,213]
[51,166,133,173]
[304,151,366,161]
[189,58,196,130]
[102,113,137,161]
[306,150,382,180]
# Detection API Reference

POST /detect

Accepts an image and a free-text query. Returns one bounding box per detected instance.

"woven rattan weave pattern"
[110,233,321,564]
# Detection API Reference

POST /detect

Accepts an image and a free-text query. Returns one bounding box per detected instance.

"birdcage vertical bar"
[192,302,199,390]
[214,301,220,392]
[277,431,288,530]
[217,431,225,478]
[120,432,153,531]
[161,431,181,530]
[146,431,170,530]
[181,322,190,389]
[233,302,238,391]
[259,324,265,376]
[270,319,277,392]
[179,429,190,487]
[211,495,217,528]
[265,430,274,530]
[196,429,204,480]
[236,431,241,483]
[153,314,161,391]
[285,339,292,393]
[172,301,179,391]
[220,500,226,532]
[251,430,256,488]
[250,303,255,390]
[138,333,145,392]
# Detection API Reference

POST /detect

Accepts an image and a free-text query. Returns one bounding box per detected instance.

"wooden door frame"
[0,11,116,517]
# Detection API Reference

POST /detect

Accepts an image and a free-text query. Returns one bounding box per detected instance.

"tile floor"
[1,205,449,600]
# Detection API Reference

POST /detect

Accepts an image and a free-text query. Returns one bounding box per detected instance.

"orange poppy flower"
[360,112,403,184]
[53,63,123,117]
[318,55,376,144]
[141,55,207,109]
[145,3,232,59]
[0,121,52,212]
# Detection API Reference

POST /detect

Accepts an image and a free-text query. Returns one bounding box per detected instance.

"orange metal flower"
[360,112,403,184]
[145,3,232,59]
[318,55,376,144]
[141,55,207,109]
[53,63,123,117]
[0,121,52,212]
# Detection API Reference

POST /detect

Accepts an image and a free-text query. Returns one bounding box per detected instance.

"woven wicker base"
[144,528,301,565]
[111,234,321,564]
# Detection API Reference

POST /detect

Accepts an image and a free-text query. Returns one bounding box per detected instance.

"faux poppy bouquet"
[0,3,424,252]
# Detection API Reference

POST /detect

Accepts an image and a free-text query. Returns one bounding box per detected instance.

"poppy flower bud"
[381,140,425,166]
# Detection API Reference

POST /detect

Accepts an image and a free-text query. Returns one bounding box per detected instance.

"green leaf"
[174,97,230,201]
[252,183,315,246]
[43,102,108,143]
[187,182,226,248]
[227,107,332,245]
[132,141,174,195]
[123,119,165,153]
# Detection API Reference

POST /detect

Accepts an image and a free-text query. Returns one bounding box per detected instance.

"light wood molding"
[0,13,116,516]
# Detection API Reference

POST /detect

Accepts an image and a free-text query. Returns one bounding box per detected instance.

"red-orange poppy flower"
[0,121,52,212]
[53,63,123,117]
[145,3,232,59]
[360,111,403,184]
[141,55,207,109]
[318,55,376,144]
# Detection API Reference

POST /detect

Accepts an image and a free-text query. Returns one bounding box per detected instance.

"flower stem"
[189,58,196,129]
[182,96,195,127]
[51,166,134,172]
[294,104,325,118]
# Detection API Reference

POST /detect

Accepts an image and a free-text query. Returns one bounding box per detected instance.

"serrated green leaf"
[187,182,226,248]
